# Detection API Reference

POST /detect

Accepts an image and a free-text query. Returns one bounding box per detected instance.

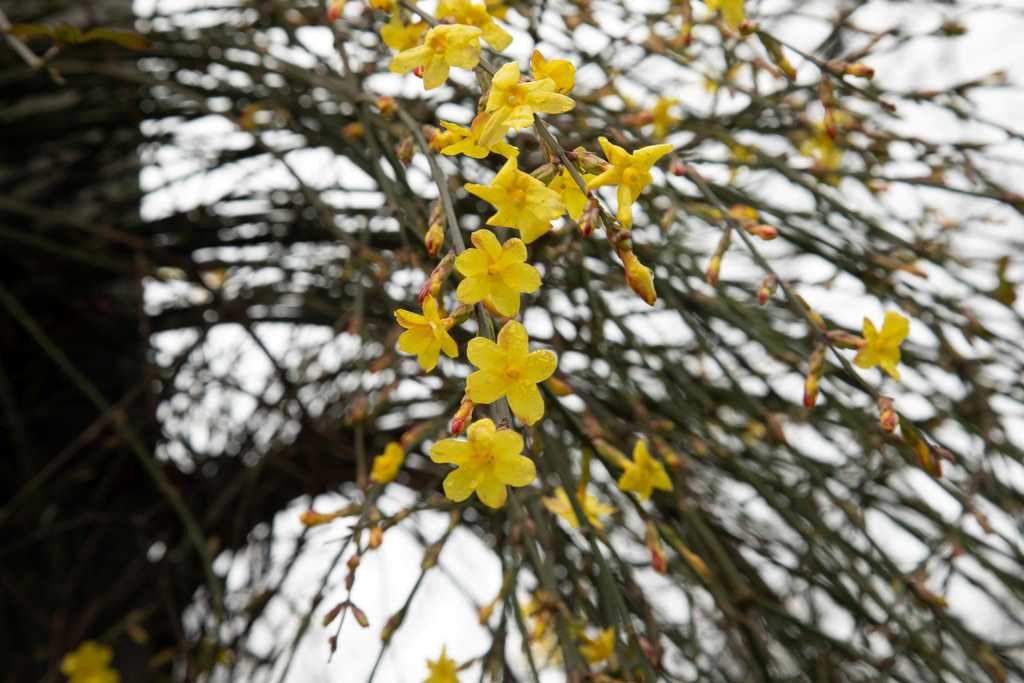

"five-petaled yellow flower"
[370,442,404,483]
[854,311,909,380]
[395,295,458,372]
[650,97,679,139]
[618,439,673,501]
[548,168,596,221]
[423,645,460,683]
[465,320,557,425]
[465,157,566,244]
[61,641,120,683]
[478,62,575,147]
[542,487,616,530]
[706,0,746,28]
[579,627,616,664]
[456,229,541,317]
[437,114,518,159]
[530,50,575,93]
[389,24,482,91]
[381,13,428,52]
[587,137,673,228]
[436,0,512,51]
[430,417,537,507]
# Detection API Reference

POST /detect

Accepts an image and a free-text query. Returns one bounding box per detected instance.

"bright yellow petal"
[431,438,474,464]
[497,319,529,361]
[467,337,506,372]
[444,465,482,502]
[481,21,512,51]
[398,327,433,354]
[466,370,508,404]
[507,382,544,424]
[418,344,441,372]
[395,308,426,328]
[598,136,629,166]
[470,229,503,261]
[497,237,527,267]
[492,428,524,457]
[440,330,458,358]
[422,57,450,90]
[522,349,557,383]
[634,143,674,170]
[880,311,909,346]
[389,45,430,74]
[489,280,521,317]
[475,473,508,507]
[494,453,536,487]
[501,262,541,293]
[456,247,489,277]
[457,275,489,305]
[861,317,878,343]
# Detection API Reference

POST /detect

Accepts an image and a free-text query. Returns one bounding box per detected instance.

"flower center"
[506,185,526,205]
[487,261,504,275]
[427,33,447,53]
[504,365,522,379]
[622,166,644,188]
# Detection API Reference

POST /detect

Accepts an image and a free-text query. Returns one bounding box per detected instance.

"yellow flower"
[430,417,537,507]
[617,439,673,501]
[436,0,511,51]
[478,61,575,146]
[650,97,679,139]
[579,627,616,664]
[455,229,541,316]
[423,645,460,683]
[530,49,575,93]
[465,320,557,425]
[548,168,595,221]
[368,0,395,10]
[465,157,565,244]
[389,24,482,91]
[394,294,458,372]
[381,13,428,53]
[61,642,120,683]
[437,113,519,159]
[621,250,657,306]
[706,0,745,27]
[370,442,404,483]
[542,487,616,530]
[800,123,843,171]
[586,137,673,228]
[854,311,909,380]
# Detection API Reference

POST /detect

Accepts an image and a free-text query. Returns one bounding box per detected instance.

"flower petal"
[491,428,524,457]
[475,474,508,508]
[470,229,503,262]
[395,308,426,328]
[501,262,541,293]
[507,382,545,424]
[523,349,557,383]
[422,57,450,90]
[456,247,489,277]
[497,237,527,267]
[494,453,536,487]
[417,345,441,372]
[467,337,506,371]
[430,438,474,464]
[398,327,433,355]
[497,320,529,362]
[466,369,507,404]
[457,275,489,305]
[389,45,430,74]
[440,330,458,358]
[444,465,482,502]
[489,280,521,317]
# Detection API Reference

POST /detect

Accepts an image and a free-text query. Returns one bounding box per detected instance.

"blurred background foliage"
[2,0,1024,681]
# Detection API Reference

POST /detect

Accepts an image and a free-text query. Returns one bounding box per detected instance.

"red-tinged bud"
[380,612,404,643]
[328,635,338,653]
[845,63,874,79]
[669,157,686,176]
[342,121,364,139]
[645,521,668,574]
[803,374,819,409]
[749,224,777,240]
[350,603,370,628]
[326,0,345,22]
[424,220,445,258]
[396,135,415,167]
[757,274,777,305]
[418,250,454,302]
[622,111,655,127]
[322,603,344,627]
[936,447,956,464]
[706,255,721,287]
[880,408,898,433]
[621,250,657,305]
[376,96,396,118]
[347,554,361,571]
[739,20,758,35]
[345,571,355,590]
[449,397,474,435]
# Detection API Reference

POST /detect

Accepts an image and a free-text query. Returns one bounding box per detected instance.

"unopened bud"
[397,135,415,167]
[347,553,361,572]
[645,521,668,574]
[412,65,424,80]
[572,146,611,175]
[369,524,384,549]
[578,199,599,237]
[669,157,687,176]
[803,373,819,409]
[621,250,657,305]
[845,62,874,79]
[706,255,721,287]
[424,221,445,258]
[545,376,574,397]
[322,603,344,627]
[748,224,777,240]
[326,0,345,22]
[826,330,863,349]
[757,274,777,305]
[342,121,364,139]
[376,96,396,118]
[530,162,559,184]
[450,397,474,435]
[418,250,454,302]
[350,603,370,628]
